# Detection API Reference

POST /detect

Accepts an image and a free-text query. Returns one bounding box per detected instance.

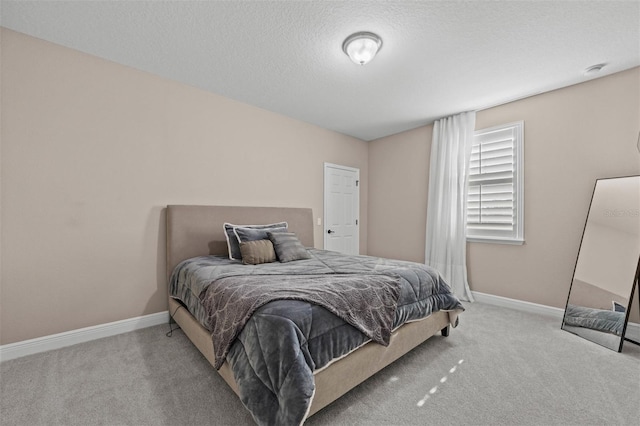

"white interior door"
[324,163,360,255]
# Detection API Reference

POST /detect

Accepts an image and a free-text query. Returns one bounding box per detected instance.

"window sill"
[467,237,524,245]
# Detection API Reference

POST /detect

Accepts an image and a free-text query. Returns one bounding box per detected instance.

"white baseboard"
[471,291,565,319]
[2,293,638,362]
[0,311,169,363]
[471,291,640,345]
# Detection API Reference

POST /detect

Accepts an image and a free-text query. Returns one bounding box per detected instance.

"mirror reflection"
[562,175,640,351]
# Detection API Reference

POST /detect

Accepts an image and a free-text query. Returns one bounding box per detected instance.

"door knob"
[327,229,335,234]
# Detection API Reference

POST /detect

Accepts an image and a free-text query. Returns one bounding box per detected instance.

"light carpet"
[1,302,638,425]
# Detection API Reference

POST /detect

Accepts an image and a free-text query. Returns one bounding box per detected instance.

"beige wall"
[0,29,368,344]
[2,27,639,346]
[368,67,640,309]
[368,125,433,263]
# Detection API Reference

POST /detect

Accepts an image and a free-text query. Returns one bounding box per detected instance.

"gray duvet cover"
[169,248,464,425]
[564,303,625,335]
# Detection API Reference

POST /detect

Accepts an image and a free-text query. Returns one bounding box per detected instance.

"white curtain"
[425,111,476,302]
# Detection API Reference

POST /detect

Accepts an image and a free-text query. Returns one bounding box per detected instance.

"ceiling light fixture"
[342,32,383,65]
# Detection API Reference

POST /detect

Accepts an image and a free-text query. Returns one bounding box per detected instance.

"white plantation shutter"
[467,121,524,243]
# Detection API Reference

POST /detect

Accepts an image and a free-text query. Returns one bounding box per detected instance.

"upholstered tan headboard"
[166,205,314,280]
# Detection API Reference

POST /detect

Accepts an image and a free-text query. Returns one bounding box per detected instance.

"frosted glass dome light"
[342,32,383,65]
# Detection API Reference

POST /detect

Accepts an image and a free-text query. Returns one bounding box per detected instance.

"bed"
[166,205,463,425]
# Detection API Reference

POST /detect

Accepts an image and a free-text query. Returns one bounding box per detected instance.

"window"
[467,121,524,244]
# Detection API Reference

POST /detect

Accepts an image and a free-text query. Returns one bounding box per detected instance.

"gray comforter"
[169,248,464,425]
[564,304,625,335]
[202,272,401,369]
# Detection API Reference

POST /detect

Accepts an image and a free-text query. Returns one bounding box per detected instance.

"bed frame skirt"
[168,298,449,416]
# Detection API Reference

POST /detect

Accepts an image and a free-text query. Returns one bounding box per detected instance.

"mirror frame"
[620,261,640,348]
[562,175,640,352]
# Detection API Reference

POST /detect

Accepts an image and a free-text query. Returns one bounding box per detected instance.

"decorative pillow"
[223,221,288,260]
[267,231,311,263]
[234,226,287,245]
[239,239,277,265]
[612,301,626,313]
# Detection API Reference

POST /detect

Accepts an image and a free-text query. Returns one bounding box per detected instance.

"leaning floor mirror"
[562,175,640,352]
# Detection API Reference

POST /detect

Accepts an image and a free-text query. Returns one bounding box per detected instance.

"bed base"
[168,297,450,417]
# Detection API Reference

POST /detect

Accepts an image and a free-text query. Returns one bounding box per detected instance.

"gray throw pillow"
[612,301,626,313]
[267,231,311,263]
[234,226,287,244]
[223,221,288,260]
[239,239,277,265]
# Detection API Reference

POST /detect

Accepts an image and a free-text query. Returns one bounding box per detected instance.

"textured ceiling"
[2,0,639,141]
